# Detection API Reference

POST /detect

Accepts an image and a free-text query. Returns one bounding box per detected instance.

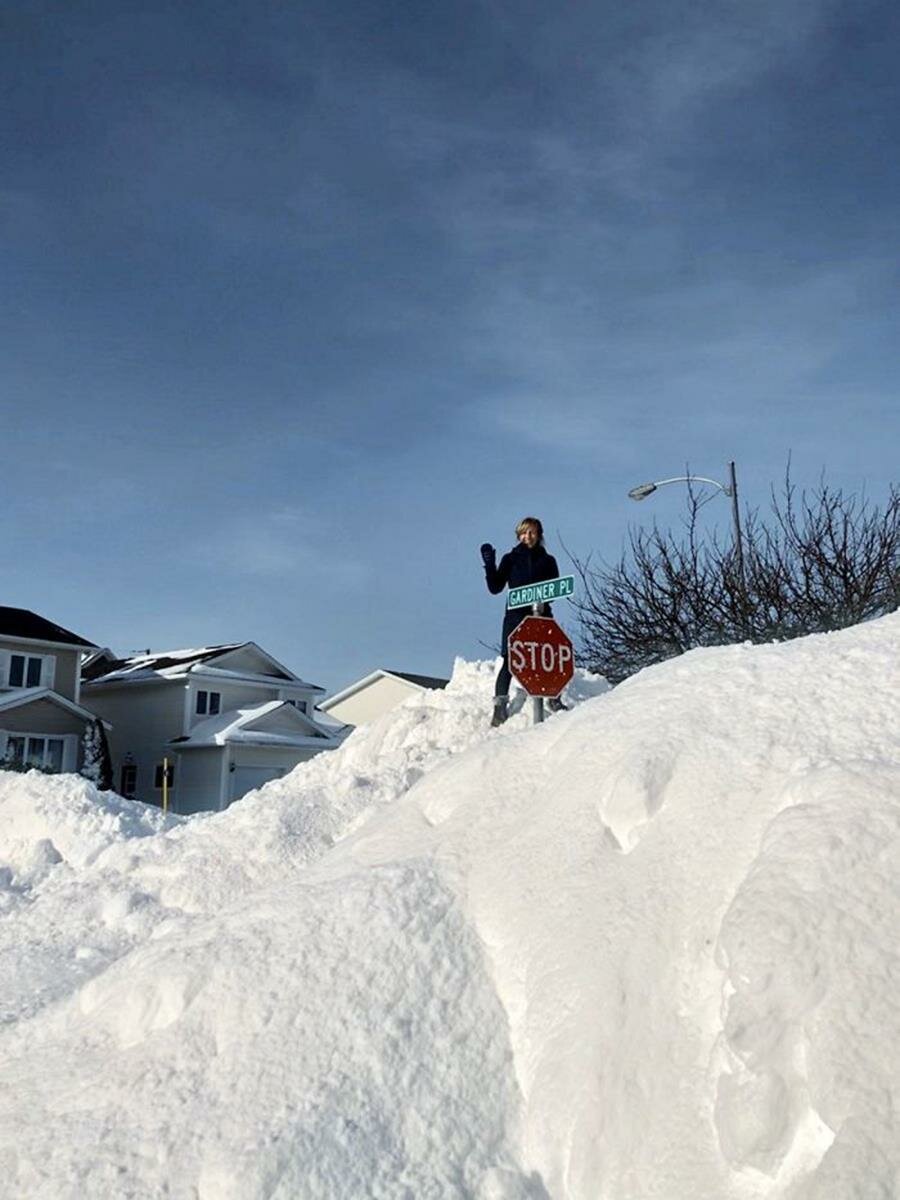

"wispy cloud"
[465,258,889,460]
[194,507,368,584]
[630,0,838,120]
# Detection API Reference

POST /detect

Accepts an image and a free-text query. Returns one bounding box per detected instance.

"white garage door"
[229,765,284,805]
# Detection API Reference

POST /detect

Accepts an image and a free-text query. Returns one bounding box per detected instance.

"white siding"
[188,681,317,724]
[324,676,422,726]
[188,681,279,724]
[211,646,290,677]
[247,709,326,738]
[85,682,186,807]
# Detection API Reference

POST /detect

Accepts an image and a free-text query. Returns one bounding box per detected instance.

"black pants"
[495,605,550,698]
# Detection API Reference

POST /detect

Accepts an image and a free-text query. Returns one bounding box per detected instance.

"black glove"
[480,543,496,568]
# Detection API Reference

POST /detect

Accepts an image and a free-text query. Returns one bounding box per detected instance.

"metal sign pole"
[532,603,544,725]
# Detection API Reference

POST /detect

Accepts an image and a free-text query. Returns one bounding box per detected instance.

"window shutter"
[0,651,8,688]
[43,655,56,691]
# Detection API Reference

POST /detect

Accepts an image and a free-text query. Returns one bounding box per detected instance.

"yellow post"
[162,755,169,815]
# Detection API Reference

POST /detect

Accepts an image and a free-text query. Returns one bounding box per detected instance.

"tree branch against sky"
[572,470,900,683]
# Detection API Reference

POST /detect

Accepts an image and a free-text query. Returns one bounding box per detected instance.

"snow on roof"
[311,707,353,738]
[0,606,97,649]
[128,646,237,665]
[82,644,243,683]
[82,643,325,692]
[171,700,335,748]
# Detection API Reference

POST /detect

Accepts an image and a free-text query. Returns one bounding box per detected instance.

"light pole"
[628,461,748,634]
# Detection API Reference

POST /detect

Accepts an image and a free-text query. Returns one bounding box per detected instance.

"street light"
[628,461,748,630]
[627,475,731,502]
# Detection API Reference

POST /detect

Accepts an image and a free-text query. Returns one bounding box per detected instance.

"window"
[154,763,175,789]
[120,764,137,798]
[9,654,44,688]
[286,699,308,713]
[196,690,221,716]
[4,735,64,771]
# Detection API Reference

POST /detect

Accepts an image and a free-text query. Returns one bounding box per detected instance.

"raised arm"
[481,544,510,594]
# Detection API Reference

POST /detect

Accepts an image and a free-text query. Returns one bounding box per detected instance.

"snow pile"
[715,765,900,1196]
[0,770,168,877]
[1,628,899,1198]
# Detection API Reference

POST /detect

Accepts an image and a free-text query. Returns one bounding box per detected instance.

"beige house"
[82,642,340,814]
[0,607,102,773]
[319,669,449,728]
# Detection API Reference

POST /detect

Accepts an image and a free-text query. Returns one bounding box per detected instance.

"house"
[81,642,340,814]
[0,607,103,773]
[319,669,449,728]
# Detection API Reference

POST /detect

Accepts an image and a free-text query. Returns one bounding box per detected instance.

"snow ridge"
[1,623,899,1199]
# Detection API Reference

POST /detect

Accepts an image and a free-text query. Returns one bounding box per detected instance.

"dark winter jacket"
[484,543,560,597]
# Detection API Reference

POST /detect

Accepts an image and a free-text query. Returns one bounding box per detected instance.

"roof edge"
[0,688,111,726]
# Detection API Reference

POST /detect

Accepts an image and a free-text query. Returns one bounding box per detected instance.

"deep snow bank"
[1,629,898,1199]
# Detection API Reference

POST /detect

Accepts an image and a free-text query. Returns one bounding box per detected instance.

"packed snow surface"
[1,626,899,1199]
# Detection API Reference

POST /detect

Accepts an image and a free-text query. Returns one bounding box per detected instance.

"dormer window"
[285,699,308,713]
[9,654,46,688]
[196,690,221,716]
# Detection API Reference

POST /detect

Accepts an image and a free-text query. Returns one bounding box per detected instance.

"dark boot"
[546,696,568,714]
[491,696,509,727]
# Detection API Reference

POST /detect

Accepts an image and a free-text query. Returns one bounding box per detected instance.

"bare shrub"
[572,471,900,684]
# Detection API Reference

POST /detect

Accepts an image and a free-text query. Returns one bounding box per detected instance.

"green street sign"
[507,575,575,610]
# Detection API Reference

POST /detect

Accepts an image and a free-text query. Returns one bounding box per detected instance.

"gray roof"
[0,606,97,649]
[386,671,449,690]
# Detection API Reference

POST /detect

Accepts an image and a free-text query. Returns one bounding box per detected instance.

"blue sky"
[3,0,899,694]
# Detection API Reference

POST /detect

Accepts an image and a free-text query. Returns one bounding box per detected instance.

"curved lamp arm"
[628,475,732,501]
[626,462,749,636]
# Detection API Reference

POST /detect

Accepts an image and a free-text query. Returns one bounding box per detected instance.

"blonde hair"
[515,516,544,543]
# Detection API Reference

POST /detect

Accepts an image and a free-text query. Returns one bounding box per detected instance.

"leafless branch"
[568,466,899,684]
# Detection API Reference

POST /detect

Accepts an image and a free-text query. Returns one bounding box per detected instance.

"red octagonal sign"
[508,616,575,697]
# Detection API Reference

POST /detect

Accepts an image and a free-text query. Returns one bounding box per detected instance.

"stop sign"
[508,616,575,697]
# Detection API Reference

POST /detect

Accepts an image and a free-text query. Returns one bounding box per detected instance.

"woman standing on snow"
[480,516,565,727]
